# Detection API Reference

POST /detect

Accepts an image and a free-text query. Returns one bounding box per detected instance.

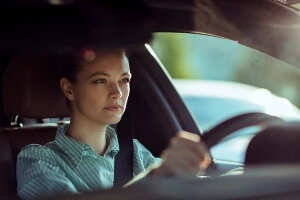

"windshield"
[149,32,300,163]
[150,33,300,118]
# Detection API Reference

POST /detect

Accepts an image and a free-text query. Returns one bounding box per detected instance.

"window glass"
[150,32,300,162]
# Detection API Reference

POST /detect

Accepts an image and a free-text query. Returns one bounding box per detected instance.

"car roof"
[1,0,300,68]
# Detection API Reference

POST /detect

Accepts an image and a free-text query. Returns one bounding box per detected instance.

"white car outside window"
[173,79,300,163]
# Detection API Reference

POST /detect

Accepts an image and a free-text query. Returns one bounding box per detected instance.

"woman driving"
[16,49,211,200]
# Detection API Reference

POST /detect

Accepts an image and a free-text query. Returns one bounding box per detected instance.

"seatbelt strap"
[114,107,133,188]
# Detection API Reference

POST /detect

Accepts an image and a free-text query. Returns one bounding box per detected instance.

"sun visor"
[0,0,155,55]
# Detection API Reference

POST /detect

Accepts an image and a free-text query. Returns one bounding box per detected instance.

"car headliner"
[1,0,300,68]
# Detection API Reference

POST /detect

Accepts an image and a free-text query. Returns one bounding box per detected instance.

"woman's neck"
[67,118,108,156]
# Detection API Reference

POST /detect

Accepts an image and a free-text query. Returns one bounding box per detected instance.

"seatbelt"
[114,106,133,188]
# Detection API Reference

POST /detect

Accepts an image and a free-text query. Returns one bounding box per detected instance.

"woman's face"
[66,51,131,126]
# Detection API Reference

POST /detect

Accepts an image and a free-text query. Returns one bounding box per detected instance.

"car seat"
[0,55,69,199]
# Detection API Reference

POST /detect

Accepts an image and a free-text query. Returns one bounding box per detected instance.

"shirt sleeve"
[132,139,163,176]
[16,145,78,200]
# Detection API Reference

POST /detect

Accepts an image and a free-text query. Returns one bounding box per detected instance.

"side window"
[149,32,300,163]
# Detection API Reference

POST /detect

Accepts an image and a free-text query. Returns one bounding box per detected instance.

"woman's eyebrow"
[88,71,131,79]
[121,72,131,77]
[88,72,109,79]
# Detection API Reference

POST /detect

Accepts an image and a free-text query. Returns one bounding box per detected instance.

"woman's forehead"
[80,51,130,74]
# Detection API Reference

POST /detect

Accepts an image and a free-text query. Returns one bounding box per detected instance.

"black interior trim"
[127,45,205,155]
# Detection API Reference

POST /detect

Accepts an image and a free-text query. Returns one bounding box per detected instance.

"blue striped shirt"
[16,124,162,200]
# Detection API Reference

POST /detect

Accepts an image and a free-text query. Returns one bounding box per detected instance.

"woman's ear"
[60,77,75,100]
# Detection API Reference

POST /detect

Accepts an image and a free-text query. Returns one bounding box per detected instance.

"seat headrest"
[2,55,69,118]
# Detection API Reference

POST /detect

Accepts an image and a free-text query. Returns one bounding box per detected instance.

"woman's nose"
[110,84,122,99]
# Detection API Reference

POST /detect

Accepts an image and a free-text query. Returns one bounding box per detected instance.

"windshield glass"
[149,32,300,162]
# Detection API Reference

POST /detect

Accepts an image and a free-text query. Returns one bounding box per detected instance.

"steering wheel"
[201,112,285,149]
[198,112,285,176]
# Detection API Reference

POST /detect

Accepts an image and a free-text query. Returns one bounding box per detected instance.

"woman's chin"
[97,113,123,125]
[107,116,122,125]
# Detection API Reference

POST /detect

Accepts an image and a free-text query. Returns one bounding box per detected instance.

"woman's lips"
[104,105,122,112]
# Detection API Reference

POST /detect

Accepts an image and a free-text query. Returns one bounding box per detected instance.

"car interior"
[1,47,300,200]
[1,0,300,199]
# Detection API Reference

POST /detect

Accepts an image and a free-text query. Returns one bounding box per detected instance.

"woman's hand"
[150,131,211,178]
[123,131,211,187]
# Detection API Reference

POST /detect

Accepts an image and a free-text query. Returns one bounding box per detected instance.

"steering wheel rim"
[201,112,285,149]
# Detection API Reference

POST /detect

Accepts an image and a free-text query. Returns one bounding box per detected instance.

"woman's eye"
[120,78,130,83]
[94,79,107,84]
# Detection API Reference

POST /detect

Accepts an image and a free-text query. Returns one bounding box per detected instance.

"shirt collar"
[105,126,120,157]
[55,124,120,168]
